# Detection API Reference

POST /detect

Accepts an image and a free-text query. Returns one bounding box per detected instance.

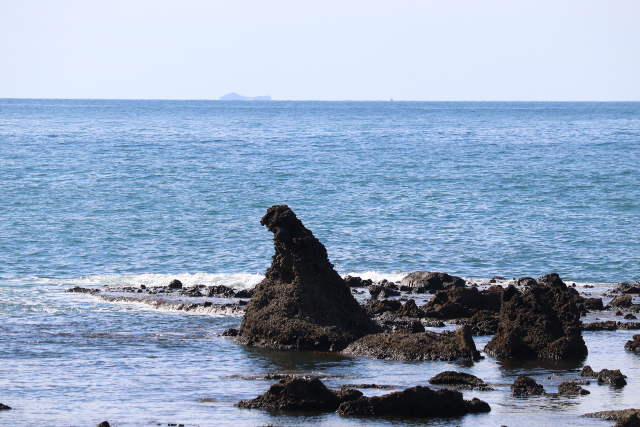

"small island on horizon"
[220,92,271,101]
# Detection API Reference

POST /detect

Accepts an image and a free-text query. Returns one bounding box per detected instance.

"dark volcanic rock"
[514,277,537,287]
[613,282,640,294]
[168,279,183,290]
[584,409,640,421]
[206,285,235,297]
[365,299,401,316]
[372,313,425,333]
[429,371,494,390]
[484,274,588,359]
[422,286,502,319]
[368,284,401,299]
[579,365,627,387]
[625,335,640,351]
[237,205,381,351]
[584,297,605,311]
[558,381,590,396]
[344,275,373,288]
[222,328,239,337]
[610,295,633,308]
[510,375,544,397]
[619,322,640,330]
[65,286,99,294]
[400,271,466,292]
[617,412,640,427]
[96,422,111,427]
[583,320,618,331]
[342,325,480,361]
[396,299,425,318]
[0,403,11,410]
[468,310,500,335]
[234,288,255,298]
[235,377,361,412]
[336,385,490,417]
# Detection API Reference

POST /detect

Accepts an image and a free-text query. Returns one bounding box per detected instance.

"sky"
[1,0,639,101]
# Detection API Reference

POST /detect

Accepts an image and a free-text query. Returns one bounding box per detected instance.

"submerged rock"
[422,286,502,319]
[558,381,590,396]
[342,325,480,361]
[428,371,494,390]
[510,375,544,397]
[235,377,361,412]
[484,274,588,359]
[400,271,466,292]
[237,205,381,351]
[625,334,640,351]
[336,385,490,417]
[579,365,627,387]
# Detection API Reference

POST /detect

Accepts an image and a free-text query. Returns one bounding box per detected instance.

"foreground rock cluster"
[236,377,491,417]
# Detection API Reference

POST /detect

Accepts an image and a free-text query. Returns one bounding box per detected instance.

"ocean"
[1,99,639,426]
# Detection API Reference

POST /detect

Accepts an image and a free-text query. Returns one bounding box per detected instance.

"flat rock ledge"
[342,325,480,361]
[235,377,361,412]
[583,409,640,427]
[237,205,381,351]
[484,274,588,360]
[428,371,494,390]
[336,385,491,417]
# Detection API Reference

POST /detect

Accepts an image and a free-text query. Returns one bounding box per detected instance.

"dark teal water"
[1,100,639,426]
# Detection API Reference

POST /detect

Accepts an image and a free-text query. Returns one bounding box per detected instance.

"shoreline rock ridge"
[484,273,588,359]
[237,205,381,351]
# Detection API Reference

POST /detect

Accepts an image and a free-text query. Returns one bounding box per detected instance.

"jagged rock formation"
[510,376,544,396]
[613,282,640,294]
[625,335,640,351]
[0,403,11,410]
[342,325,480,361]
[422,286,503,319]
[235,377,361,412]
[237,205,381,351]
[428,371,494,390]
[400,271,466,292]
[579,366,627,387]
[396,299,425,318]
[558,381,590,396]
[484,274,588,359]
[610,295,633,308]
[365,299,401,316]
[336,385,490,416]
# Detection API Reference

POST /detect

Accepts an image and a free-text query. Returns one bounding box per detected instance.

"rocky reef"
[484,274,588,359]
[510,375,545,396]
[428,371,493,390]
[237,205,381,351]
[579,366,627,387]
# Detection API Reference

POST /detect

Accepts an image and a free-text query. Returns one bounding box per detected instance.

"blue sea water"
[1,100,639,427]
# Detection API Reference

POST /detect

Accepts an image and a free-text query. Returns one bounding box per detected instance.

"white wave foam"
[341,271,407,283]
[76,272,264,290]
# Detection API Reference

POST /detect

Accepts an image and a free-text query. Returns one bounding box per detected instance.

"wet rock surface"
[96,422,111,427]
[557,381,590,396]
[484,274,588,359]
[625,335,640,351]
[342,325,480,361]
[510,375,545,396]
[336,385,490,417]
[235,377,361,412]
[422,286,503,319]
[584,409,640,427]
[609,295,633,308]
[579,365,627,387]
[613,282,640,294]
[0,403,11,410]
[237,205,381,351]
[371,313,425,333]
[400,271,466,292]
[428,371,494,390]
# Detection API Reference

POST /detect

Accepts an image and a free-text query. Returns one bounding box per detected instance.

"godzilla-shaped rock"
[625,335,640,351]
[336,385,490,417]
[342,325,480,361]
[429,371,494,390]
[400,271,466,292]
[484,274,588,359]
[235,377,361,412]
[511,375,544,396]
[237,205,381,351]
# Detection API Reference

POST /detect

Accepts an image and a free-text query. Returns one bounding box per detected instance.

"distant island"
[219,92,271,101]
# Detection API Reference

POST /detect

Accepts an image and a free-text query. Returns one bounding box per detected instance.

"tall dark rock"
[484,273,588,359]
[237,205,381,351]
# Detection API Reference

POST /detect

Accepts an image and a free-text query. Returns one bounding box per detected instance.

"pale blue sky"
[1,0,639,100]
